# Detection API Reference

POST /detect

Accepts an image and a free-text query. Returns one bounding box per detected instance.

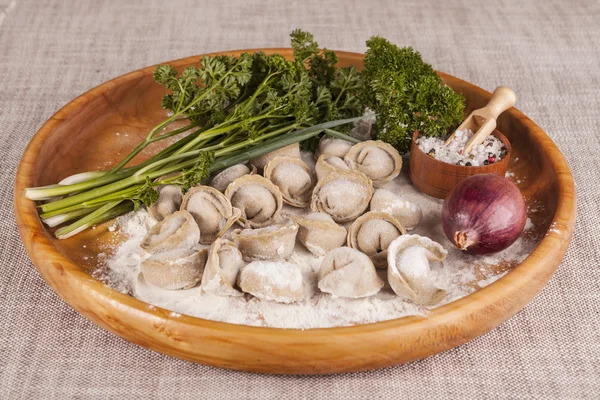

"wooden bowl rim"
[14,49,576,370]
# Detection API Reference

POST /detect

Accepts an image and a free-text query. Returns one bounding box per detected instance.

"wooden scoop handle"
[474,86,516,121]
[463,86,516,153]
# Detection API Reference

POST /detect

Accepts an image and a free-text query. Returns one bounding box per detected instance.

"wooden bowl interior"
[35,55,554,270]
[14,49,575,374]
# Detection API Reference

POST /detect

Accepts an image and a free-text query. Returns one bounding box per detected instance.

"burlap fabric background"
[1,0,598,398]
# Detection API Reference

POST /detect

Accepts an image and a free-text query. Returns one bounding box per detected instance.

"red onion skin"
[442,174,527,255]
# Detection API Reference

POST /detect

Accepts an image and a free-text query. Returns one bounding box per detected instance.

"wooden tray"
[14,49,576,374]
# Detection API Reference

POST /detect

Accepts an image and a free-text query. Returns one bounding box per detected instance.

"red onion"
[442,174,526,255]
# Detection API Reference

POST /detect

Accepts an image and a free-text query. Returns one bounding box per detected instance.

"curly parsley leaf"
[180,151,215,193]
[130,177,159,211]
[361,36,465,153]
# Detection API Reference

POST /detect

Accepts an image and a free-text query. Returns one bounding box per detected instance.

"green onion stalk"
[25,30,371,239]
[28,116,363,239]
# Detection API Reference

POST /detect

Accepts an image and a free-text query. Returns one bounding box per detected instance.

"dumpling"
[344,140,402,188]
[249,143,301,171]
[311,170,374,223]
[264,156,315,208]
[180,186,241,244]
[315,136,353,159]
[209,163,256,193]
[370,189,422,230]
[140,210,199,260]
[291,213,347,256]
[387,234,447,306]
[200,238,245,297]
[238,260,304,303]
[225,175,283,228]
[148,173,183,222]
[314,155,350,181]
[347,211,406,267]
[318,247,383,298]
[232,220,298,261]
[140,246,208,290]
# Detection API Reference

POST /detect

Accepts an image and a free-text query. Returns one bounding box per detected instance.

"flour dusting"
[94,170,537,329]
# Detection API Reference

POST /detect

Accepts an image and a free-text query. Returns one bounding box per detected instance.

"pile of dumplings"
[138,137,448,306]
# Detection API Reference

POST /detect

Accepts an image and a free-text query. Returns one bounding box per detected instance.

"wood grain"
[13,49,576,374]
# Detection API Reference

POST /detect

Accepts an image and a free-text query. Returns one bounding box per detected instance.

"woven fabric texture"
[1,0,598,398]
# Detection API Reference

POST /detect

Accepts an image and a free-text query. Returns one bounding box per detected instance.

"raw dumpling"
[347,211,406,267]
[249,143,301,171]
[311,170,374,223]
[291,213,347,256]
[387,234,447,306]
[318,247,383,298]
[225,175,283,228]
[140,210,199,260]
[314,155,350,181]
[264,156,315,208]
[344,140,402,188]
[232,220,298,261]
[238,260,304,303]
[370,189,422,230]
[209,163,256,193]
[315,136,353,159]
[180,186,241,244]
[148,173,183,222]
[200,238,245,297]
[140,246,208,290]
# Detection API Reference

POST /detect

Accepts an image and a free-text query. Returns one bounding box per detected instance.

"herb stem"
[55,202,135,239]
[42,206,102,228]
[24,124,207,201]
[323,128,361,143]
[54,201,126,239]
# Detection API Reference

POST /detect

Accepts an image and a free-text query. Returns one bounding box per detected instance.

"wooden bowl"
[14,49,576,374]
[410,129,512,199]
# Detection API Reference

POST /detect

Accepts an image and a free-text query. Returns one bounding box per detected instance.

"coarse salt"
[417,129,506,166]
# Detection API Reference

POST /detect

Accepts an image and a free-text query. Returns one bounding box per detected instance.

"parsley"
[130,177,159,211]
[361,36,465,153]
[27,30,467,239]
[290,29,364,151]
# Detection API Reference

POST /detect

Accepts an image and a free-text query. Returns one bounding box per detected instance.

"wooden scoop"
[445,86,516,153]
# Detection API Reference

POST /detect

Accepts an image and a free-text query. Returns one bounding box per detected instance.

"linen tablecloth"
[1,0,598,398]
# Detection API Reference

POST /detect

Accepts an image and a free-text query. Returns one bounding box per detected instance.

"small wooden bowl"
[14,49,576,374]
[410,129,512,199]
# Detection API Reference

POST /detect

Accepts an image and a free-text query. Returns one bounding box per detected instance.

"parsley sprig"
[361,36,465,152]
[25,30,465,238]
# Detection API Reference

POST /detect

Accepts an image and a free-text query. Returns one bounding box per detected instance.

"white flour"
[97,168,537,329]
